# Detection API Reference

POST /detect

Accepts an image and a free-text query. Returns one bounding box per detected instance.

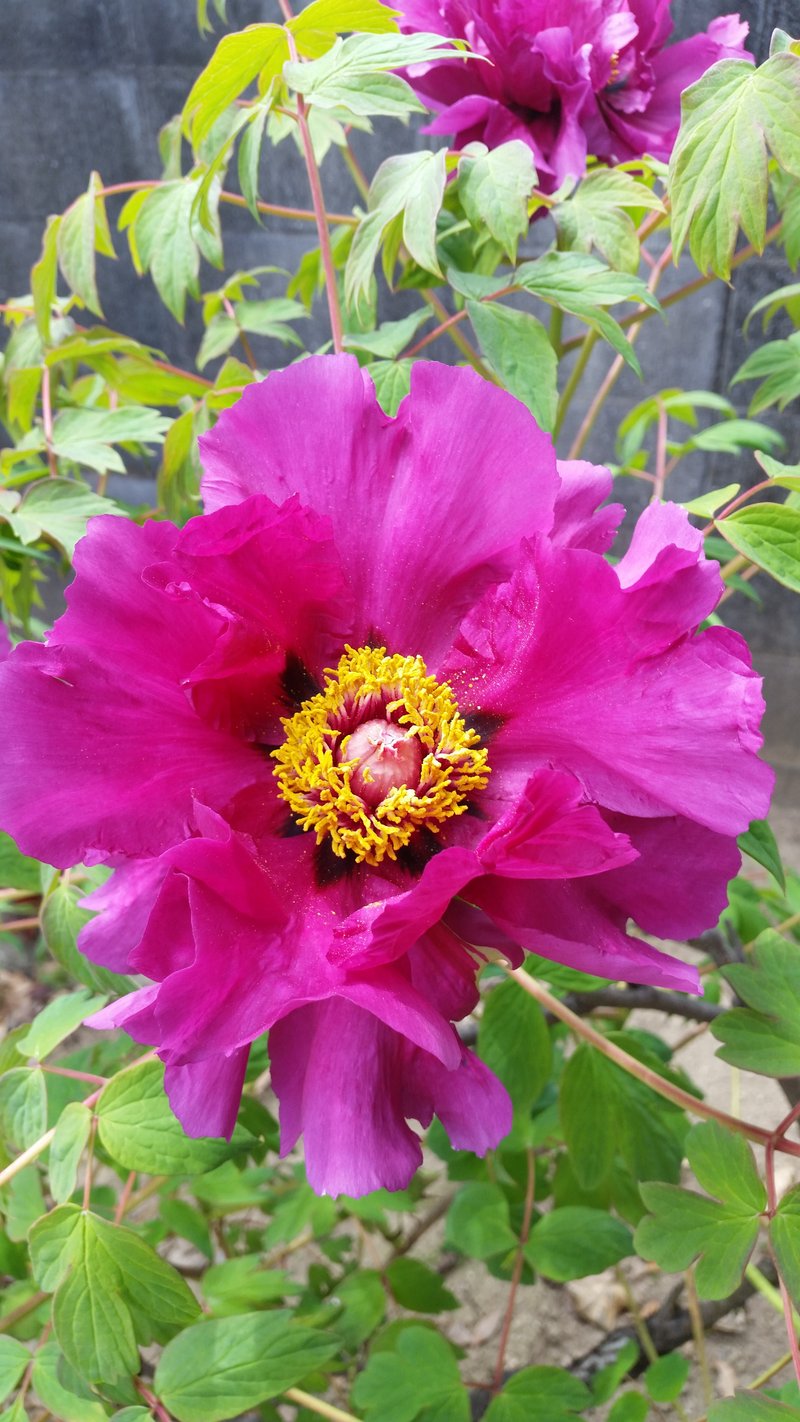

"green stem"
[419,290,493,377]
[553,330,597,439]
[285,1387,361,1421]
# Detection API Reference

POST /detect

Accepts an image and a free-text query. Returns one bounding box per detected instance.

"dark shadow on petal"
[463,710,505,742]
[314,839,354,888]
[281,652,322,709]
[396,826,444,877]
[280,814,307,839]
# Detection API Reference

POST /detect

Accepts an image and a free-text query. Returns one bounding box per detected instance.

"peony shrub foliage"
[1,3,800,1419]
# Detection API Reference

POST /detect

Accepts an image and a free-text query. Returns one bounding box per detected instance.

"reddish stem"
[40,365,57,476]
[492,1147,536,1392]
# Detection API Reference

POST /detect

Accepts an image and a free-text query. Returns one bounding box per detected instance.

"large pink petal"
[552,459,623,553]
[477,768,637,878]
[78,858,169,972]
[199,356,559,665]
[404,1040,512,1155]
[444,537,772,835]
[164,1047,250,1140]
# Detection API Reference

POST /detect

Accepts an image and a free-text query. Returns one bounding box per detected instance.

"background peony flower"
[0,357,773,1195]
[398,0,751,190]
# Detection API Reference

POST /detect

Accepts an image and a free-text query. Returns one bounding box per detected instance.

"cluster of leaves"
[2,2,800,1419]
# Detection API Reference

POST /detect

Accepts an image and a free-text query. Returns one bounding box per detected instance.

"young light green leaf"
[182,25,289,147]
[755,451,800,491]
[96,1059,245,1175]
[459,141,538,262]
[31,214,61,343]
[670,52,800,278]
[289,0,400,58]
[4,478,119,555]
[525,1207,633,1282]
[0,1067,47,1150]
[365,358,412,414]
[284,32,465,117]
[713,931,800,1077]
[346,149,446,305]
[352,1325,469,1422]
[49,1102,93,1206]
[607,1396,649,1422]
[123,180,212,322]
[344,309,430,359]
[554,166,663,274]
[237,103,271,219]
[17,989,107,1061]
[716,502,800,592]
[515,251,660,375]
[57,173,115,316]
[154,1311,337,1422]
[467,300,558,432]
[732,333,800,414]
[681,484,740,517]
[483,1366,591,1421]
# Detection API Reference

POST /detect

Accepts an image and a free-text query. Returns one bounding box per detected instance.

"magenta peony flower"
[398,0,750,190]
[0,358,772,1195]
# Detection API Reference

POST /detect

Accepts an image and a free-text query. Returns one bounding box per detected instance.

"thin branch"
[285,1387,361,1421]
[565,986,722,1023]
[492,1148,535,1391]
[505,968,800,1160]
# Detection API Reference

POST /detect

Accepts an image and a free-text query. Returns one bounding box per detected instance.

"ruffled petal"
[404,1039,512,1155]
[199,356,559,665]
[615,501,722,648]
[477,768,637,878]
[78,859,168,972]
[552,459,623,553]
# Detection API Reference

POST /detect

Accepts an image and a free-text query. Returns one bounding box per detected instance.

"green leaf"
[0,831,41,894]
[31,215,61,343]
[670,52,800,278]
[770,1184,800,1310]
[96,1059,245,1175]
[559,1047,616,1190]
[237,103,271,220]
[732,332,800,413]
[483,1366,591,1421]
[459,141,537,262]
[58,173,115,316]
[2,1166,46,1242]
[31,1338,112,1422]
[643,1353,690,1403]
[708,1397,800,1420]
[713,931,800,1077]
[32,1207,200,1383]
[17,990,107,1061]
[755,451,800,491]
[333,1269,386,1348]
[285,32,463,117]
[385,1258,458,1314]
[366,359,413,414]
[41,880,133,996]
[716,502,800,592]
[444,1182,517,1261]
[182,25,289,147]
[203,1256,293,1316]
[344,309,430,359]
[634,1123,764,1298]
[289,0,400,56]
[49,1102,93,1206]
[123,180,212,323]
[3,478,119,556]
[155,1311,337,1422]
[515,251,660,375]
[0,1068,47,1150]
[607,1396,649,1422]
[525,1207,633,1281]
[681,484,740,517]
[0,1337,28,1407]
[739,818,785,890]
[352,1325,469,1422]
[467,301,558,432]
[554,167,663,274]
[347,150,446,306]
[477,977,552,1142]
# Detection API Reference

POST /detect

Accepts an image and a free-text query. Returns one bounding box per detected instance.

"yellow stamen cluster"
[273,645,490,866]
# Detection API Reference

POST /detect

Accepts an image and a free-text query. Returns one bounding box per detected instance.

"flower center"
[273,645,490,866]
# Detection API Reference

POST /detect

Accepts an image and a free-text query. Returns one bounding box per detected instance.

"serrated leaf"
[483,1366,591,1421]
[31,215,61,343]
[717,502,800,591]
[4,479,118,555]
[467,300,557,432]
[459,141,537,262]
[352,1325,469,1422]
[554,166,663,274]
[154,1311,337,1422]
[183,25,289,148]
[525,1207,633,1281]
[285,32,462,117]
[0,1068,47,1150]
[58,173,114,317]
[96,1059,244,1175]
[49,1102,93,1206]
[346,149,446,305]
[670,53,800,278]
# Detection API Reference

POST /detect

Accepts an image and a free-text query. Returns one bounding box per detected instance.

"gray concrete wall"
[1,0,798,794]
